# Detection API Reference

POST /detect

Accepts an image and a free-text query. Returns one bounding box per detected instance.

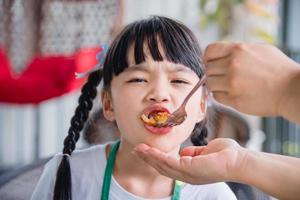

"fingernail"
[132,148,145,154]
[131,150,137,155]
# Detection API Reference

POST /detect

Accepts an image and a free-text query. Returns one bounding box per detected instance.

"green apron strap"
[171,180,184,200]
[101,140,120,200]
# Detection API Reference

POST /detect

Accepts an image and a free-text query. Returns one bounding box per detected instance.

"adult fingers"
[144,147,186,180]
[180,146,206,157]
[205,56,231,76]
[134,143,150,152]
[134,145,225,184]
[211,92,235,108]
[134,145,184,179]
[204,42,236,63]
[178,153,226,184]
[206,75,229,92]
[140,148,200,183]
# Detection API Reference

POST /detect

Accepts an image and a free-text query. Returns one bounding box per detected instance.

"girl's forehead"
[124,61,196,77]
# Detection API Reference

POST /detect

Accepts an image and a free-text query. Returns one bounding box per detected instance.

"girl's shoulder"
[32,143,113,200]
[69,143,109,162]
[47,142,112,174]
[53,143,111,165]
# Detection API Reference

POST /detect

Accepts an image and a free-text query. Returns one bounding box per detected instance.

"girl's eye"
[171,79,189,84]
[127,78,147,83]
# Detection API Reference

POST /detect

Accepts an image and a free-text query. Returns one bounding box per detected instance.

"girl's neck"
[108,139,180,198]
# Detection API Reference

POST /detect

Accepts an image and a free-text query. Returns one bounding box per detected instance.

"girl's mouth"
[141,111,170,126]
[140,107,173,134]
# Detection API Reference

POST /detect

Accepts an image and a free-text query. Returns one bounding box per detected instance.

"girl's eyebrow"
[168,65,194,74]
[124,63,149,73]
[125,63,194,74]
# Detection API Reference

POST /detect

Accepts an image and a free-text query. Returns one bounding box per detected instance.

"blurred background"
[0,0,299,199]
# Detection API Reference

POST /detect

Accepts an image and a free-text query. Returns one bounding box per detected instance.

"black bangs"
[103,16,204,87]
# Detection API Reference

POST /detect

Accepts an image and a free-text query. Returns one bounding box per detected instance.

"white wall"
[0,92,86,168]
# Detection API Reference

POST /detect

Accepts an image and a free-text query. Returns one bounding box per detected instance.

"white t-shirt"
[31,143,237,200]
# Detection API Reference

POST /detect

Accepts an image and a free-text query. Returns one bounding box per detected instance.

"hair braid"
[53,70,102,200]
[190,119,208,146]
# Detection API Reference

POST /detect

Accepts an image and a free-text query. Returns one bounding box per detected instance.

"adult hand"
[134,138,300,200]
[204,42,300,121]
[133,138,247,184]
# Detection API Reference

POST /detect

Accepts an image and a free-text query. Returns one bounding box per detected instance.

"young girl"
[31,16,236,200]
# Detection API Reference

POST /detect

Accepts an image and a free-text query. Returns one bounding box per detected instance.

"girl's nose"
[148,95,169,103]
[147,80,171,103]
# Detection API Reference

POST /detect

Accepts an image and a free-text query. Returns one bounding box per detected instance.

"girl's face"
[102,44,206,152]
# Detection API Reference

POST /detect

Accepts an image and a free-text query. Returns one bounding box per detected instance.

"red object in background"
[0,46,101,104]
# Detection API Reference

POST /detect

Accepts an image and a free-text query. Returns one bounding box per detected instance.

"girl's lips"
[144,123,172,135]
[142,105,171,117]
[141,105,173,134]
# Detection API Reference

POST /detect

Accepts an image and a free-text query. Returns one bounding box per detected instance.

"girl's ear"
[101,90,115,121]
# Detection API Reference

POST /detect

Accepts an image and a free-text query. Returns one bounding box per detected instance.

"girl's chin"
[142,140,182,154]
[136,135,183,153]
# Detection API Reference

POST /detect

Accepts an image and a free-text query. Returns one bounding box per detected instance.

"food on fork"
[141,111,170,126]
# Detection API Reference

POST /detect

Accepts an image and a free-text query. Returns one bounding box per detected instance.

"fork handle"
[182,75,207,106]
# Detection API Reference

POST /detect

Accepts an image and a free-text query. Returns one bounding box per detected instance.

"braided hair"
[191,87,208,147]
[54,70,102,200]
[191,119,208,146]
[53,16,208,200]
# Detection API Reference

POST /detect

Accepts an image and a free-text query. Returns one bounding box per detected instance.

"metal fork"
[155,75,207,128]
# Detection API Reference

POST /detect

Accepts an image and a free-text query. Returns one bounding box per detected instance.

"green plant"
[199,0,244,38]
